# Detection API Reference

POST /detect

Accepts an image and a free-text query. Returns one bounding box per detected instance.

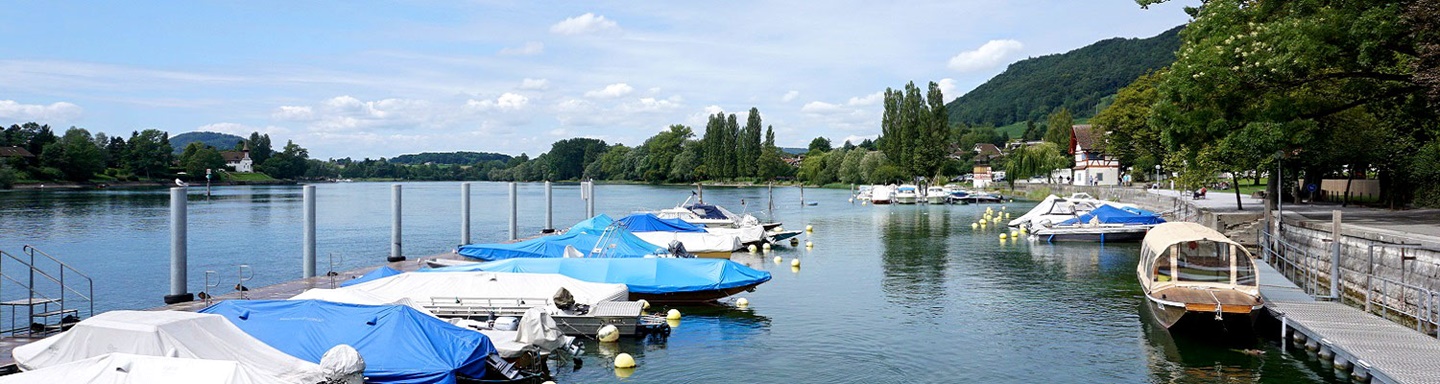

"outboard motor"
[667,241,694,258]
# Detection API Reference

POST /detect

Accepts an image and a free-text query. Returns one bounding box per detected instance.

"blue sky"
[1,1,1196,159]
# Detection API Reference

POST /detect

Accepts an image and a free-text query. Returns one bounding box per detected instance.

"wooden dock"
[1257,259,1440,384]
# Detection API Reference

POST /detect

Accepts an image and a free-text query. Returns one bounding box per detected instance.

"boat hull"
[629,282,764,304]
[1033,227,1150,243]
[691,251,734,259]
[1143,296,1259,335]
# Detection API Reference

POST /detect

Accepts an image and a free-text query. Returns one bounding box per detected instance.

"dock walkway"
[1257,259,1440,384]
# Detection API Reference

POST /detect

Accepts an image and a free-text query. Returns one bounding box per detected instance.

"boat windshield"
[1155,240,1256,286]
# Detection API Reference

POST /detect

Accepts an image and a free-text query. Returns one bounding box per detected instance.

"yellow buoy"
[637,299,650,310]
[1010,230,1018,238]
[791,258,801,267]
[1020,227,1028,234]
[615,367,636,379]
[806,225,814,233]
[773,255,783,264]
[666,309,682,320]
[791,266,801,274]
[1001,206,1007,210]
[598,324,620,342]
[762,243,772,250]
[736,297,749,308]
[747,244,758,253]
[805,240,813,248]
[999,233,1008,240]
[971,223,978,229]
[614,353,637,368]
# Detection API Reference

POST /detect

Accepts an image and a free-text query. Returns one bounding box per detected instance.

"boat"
[429,257,773,304]
[1028,205,1166,243]
[894,184,919,204]
[855,185,873,202]
[1008,195,1096,228]
[871,185,893,205]
[457,215,673,261]
[926,186,948,204]
[617,213,744,258]
[0,353,309,384]
[11,310,334,383]
[336,271,665,337]
[200,299,514,384]
[953,191,1003,204]
[1137,222,1262,331]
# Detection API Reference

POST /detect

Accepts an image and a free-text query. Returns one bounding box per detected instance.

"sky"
[0,1,1198,160]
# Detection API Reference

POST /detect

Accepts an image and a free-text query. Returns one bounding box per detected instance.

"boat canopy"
[1060,204,1166,226]
[200,299,497,384]
[342,265,404,287]
[458,216,669,261]
[350,271,630,307]
[0,353,288,384]
[1138,222,1258,293]
[684,203,734,220]
[431,258,772,295]
[11,310,326,383]
[618,213,707,233]
[290,287,435,316]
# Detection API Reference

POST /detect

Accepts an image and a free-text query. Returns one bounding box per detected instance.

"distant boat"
[1029,205,1166,243]
[870,185,893,205]
[926,186,948,204]
[1137,222,1262,332]
[894,184,919,204]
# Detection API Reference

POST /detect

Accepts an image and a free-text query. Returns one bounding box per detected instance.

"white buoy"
[805,225,813,233]
[791,258,801,267]
[773,255,783,264]
[747,244,758,253]
[666,309,682,320]
[637,299,650,310]
[598,324,620,342]
[848,198,854,203]
[614,353,636,368]
[736,297,749,308]
[762,243,772,251]
[805,240,813,248]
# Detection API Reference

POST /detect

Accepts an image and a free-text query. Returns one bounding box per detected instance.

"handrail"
[22,245,95,323]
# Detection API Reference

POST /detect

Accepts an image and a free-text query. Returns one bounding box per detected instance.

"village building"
[972,143,1003,189]
[220,143,254,173]
[1069,124,1120,186]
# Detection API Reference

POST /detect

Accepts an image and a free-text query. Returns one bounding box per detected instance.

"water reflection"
[880,206,950,319]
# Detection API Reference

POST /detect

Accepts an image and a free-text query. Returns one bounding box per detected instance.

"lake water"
[0,182,1344,383]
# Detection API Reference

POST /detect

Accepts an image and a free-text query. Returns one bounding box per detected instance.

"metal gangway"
[0,245,94,337]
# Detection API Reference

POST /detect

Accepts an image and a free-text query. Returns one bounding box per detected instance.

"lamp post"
[1154,164,1161,188]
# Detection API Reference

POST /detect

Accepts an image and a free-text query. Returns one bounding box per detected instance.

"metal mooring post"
[509,182,518,240]
[543,181,555,233]
[1330,210,1342,300]
[461,183,471,245]
[388,184,405,262]
[164,187,193,304]
[303,185,316,278]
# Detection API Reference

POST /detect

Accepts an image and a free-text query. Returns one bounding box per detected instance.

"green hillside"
[946,25,1182,127]
[170,131,244,154]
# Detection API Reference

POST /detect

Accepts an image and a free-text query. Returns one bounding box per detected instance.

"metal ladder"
[0,245,94,337]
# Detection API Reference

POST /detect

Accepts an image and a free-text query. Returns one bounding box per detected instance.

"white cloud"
[466,92,529,111]
[272,105,314,121]
[622,97,682,113]
[0,100,83,122]
[550,13,620,35]
[518,78,549,90]
[782,90,799,102]
[948,39,1024,72]
[499,41,545,56]
[800,101,844,115]
[847,91,884,106]
[937,78,958,100]
[842,135,876,145]
[584,83,634,98]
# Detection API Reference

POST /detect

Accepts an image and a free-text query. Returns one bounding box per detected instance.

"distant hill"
[388,151,512,165]
[170,131,244,154]
[780,147,807,156]
[946,25,1183,127]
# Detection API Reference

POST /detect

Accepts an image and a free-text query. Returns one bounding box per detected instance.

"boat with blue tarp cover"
[200,299,500,384]
[1030,204,1166,243]
[616,213,744,258]
[430,257,772,303]
[615,213,707,233]
[457,215,672,261]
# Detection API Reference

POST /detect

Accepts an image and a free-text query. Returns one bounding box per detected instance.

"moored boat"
[926,186,948,204]
[894,184,919,204]
[618,213,744,258]
[1029,205,1165,242]
[430,257,772,304]
[871,185,893,204]
[1137,222,1262,332]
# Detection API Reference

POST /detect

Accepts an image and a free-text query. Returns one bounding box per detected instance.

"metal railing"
[1261,224,1440,337]
[0,246,95,336]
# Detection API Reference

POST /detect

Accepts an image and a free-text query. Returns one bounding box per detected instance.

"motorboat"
[894,184,919,204]
[200,299,510,384]
[926,186,949,204]
[617,213,744,258]
[457,215,674,261]
[0,353,323,384]
[430,257,773,304]
[1137,222,1262,331]
[855,185,873,202]
[1008,195,1097,228]
[11,310,334,383]
[871,185,894,205]
[1028,205,1166,243]
[335,271,665,337]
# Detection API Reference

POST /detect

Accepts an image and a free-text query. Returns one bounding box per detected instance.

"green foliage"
[669,143,702,182]
[169,131,243,155]
[177,142,226,178]
[947,26,1183,127]
[41,127,105,182]
[1093,71,1166,175]
[738,108,763,178]
[807,137,832,153]
[1003,142,1070,185]
[125,129,173,179]
[0,162,15,189]
[388,151,511,165]
[546,137,608,180]
[260,140,310,179]
[1043,107,1074,149]
[640,125,693,182]
[246,132,273,165]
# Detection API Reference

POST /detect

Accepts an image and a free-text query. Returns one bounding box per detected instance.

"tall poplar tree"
[740,108,763,177]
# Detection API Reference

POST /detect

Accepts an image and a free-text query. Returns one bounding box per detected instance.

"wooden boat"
[1137,222,1262,331]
